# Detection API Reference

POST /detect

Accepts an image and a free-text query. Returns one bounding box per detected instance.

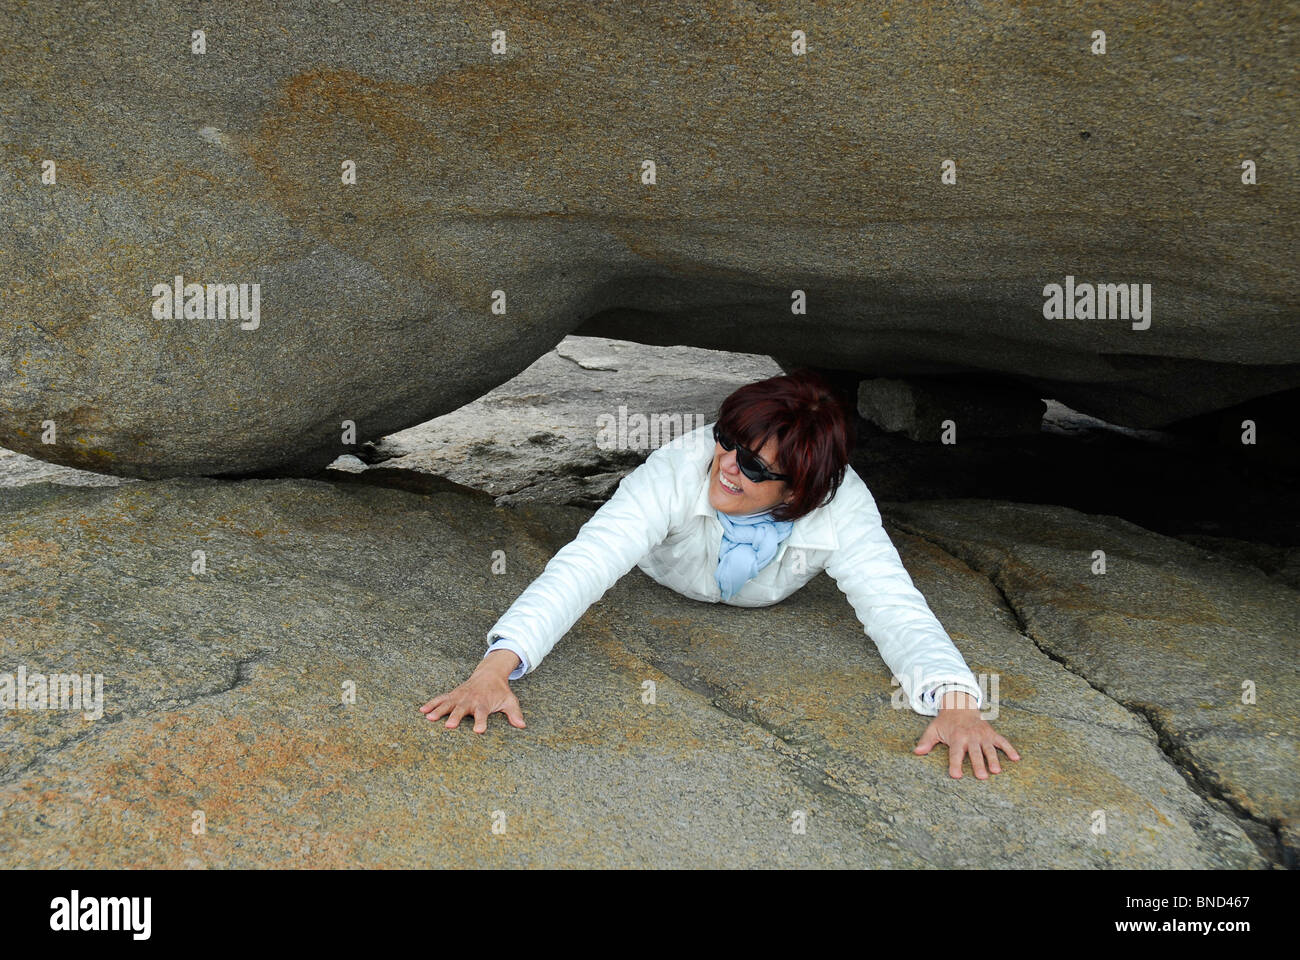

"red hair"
[714,368,856,523]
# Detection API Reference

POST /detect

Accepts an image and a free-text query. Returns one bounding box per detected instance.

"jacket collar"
[689,447,839,551]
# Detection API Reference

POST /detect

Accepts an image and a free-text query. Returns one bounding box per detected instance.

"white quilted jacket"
[485,420,983,715]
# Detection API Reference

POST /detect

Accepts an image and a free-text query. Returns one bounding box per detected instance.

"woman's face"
[708,434,792,516]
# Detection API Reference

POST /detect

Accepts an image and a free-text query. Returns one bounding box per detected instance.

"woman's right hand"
[419,650,526,733]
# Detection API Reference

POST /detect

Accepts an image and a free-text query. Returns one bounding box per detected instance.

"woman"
[421,369,1020,779]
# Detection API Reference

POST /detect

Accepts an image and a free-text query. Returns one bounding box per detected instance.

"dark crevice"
[0,711,129,788]
[315,465,496,501]
[223,653,265,695]
[0,652,268,788]
[991,700,1156,736]
[354,440,400,466]
[981,562,1287,869]
[899,524,1287,869]
[556,451,645,477]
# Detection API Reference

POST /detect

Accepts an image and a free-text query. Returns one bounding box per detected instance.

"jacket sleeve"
[483,636,531,680]
[483,443,681,675]
[823,469,983,716]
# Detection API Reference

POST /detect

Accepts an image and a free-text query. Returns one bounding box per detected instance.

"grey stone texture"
[1,2,1295,477]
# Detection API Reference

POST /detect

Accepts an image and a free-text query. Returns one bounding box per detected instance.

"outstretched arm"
[422,446,681,732]
[823,469,982,715]
[822,469,1020,778]
[481,442,681,675]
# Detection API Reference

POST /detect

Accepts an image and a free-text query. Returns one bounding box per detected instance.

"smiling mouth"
[718,473,743,494]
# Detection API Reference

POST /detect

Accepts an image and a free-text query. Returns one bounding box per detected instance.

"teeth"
[720,476,741,493]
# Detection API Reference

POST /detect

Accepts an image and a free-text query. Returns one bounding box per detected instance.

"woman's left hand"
[914,693,1021,779]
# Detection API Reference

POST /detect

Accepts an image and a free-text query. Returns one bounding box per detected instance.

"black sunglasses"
[713,425,789,483]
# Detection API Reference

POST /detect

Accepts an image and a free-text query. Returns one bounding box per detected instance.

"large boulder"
[1,1,1295,477]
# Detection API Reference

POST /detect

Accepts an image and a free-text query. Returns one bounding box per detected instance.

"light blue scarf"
[714,507,795,600]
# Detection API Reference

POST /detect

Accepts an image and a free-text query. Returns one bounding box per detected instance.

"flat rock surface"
[886,500,1300,864]
[0,477,1275,867]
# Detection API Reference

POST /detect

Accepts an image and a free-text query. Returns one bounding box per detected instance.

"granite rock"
[0,477,1274,867]
[1,1,1296,477]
